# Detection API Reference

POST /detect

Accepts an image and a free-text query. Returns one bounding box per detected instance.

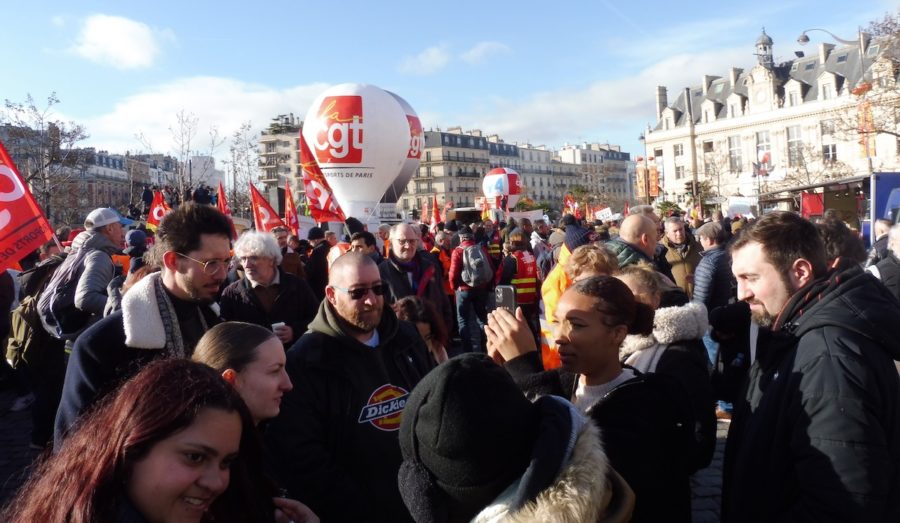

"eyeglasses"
[392,238,417,245]
[331,283,386,300]
[176,253,231,276]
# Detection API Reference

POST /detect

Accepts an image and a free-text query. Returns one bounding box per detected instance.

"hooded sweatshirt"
[265,299,434,523]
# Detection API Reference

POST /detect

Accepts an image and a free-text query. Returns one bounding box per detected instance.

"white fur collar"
[473,422,614,523]
[121,273,220,349]
[619,302,708,359]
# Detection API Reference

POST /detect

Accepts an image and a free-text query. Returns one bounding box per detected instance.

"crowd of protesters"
[1,196,898,522]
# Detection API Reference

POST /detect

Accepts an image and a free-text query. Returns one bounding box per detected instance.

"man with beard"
[54,203,232,447]
[723,211,900,522]
[266,252,434,522]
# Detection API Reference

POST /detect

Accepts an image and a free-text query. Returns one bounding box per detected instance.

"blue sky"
[3,0,895,168]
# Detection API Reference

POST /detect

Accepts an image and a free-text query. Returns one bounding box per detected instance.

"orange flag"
[284,186,300,236]
[216,182,238,240]
[146,191,172,232]
[0,140,54,271]
[249,184,286,232]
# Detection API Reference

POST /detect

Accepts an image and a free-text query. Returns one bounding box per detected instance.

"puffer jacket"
[619,301,716,472]
[72,230,121,317]
[265,299,434,523]
[473,418,634,523]
[722,261,900,522]
[692,245,734,313]
[606,238,652,269]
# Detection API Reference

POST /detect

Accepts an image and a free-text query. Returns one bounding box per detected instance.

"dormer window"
[836,54,848,63]
[822,83,833,100]
[788,92,800,106]
[804,62,816,70]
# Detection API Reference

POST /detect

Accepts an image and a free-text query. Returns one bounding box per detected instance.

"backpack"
[460,244,493,287]
[37,247,94,340]
[7,294,64,368]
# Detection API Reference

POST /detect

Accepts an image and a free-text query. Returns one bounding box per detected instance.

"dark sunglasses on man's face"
[331,283,386,300]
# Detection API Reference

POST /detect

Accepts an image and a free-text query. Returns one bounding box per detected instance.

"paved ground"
[691,420,730,522]
[0,383,731,520]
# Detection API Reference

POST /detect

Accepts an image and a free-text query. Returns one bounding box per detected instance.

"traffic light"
[410,208,420,220]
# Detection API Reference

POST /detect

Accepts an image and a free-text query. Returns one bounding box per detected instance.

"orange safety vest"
[111,254,130,275]
[430,246,453,296]
[510,250,538,304]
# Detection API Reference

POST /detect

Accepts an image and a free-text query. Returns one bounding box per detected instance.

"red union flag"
[312,95,364,164]
[216,182,237,240]
[300,131,346,223]
[0,140,54,271]
[283,186,300,236]
[146,191,172,232]
[249,184,286,233]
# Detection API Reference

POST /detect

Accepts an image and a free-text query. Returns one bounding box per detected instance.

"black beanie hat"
[564,224,597,252]
[398,354,539,522]
[345,217,365,235]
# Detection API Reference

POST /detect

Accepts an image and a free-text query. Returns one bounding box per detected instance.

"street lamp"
[638,133,651,205]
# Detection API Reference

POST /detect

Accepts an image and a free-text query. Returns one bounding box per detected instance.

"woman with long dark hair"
[392,296,450,363]
[486,275,696,522]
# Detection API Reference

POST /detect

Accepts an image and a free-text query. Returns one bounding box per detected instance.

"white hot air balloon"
[482,167,522,209]
[302,83,410,221]
[380,91,423,211]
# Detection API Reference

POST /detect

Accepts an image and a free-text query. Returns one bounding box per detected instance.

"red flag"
[0,140,54,271]
[146,191,172,232]
[431,194,444,233]
[249,184,286,232]
[442,201,453,222]
[623,201,630,216]
[216,182,238,240]
[284,186,300,236]
[300,132,345,223]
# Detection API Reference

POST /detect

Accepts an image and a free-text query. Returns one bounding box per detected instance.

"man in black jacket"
[266,252,433,522]
[54,204,232,447]
[724,211,900,522]
[304,226,329,301]
[220,230,316,347]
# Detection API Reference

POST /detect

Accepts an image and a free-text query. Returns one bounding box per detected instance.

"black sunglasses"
[331,284,386,300]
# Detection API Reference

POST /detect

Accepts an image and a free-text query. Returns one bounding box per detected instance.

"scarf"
[151,274,208,357]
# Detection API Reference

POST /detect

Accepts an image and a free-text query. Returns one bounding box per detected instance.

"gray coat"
[72,230,120,317]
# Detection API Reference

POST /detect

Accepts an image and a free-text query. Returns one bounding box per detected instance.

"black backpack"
[7,255,66,368]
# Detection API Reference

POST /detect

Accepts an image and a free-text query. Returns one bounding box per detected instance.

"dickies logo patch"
[358,384,409,431]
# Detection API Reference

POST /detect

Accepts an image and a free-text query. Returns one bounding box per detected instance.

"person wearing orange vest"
[499,229,540,345]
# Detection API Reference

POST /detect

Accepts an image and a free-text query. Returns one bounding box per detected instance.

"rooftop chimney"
[818,43,834,65]
[656,86,668,119]
[729,68,744,88]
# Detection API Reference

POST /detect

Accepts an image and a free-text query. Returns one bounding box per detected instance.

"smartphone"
[495,285,516,313]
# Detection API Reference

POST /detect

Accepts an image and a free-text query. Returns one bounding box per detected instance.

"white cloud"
[80,77,331,161]
[460,41,510,64]
[398,45,451,75]
[69,14,173,70]
[452,47,752,148]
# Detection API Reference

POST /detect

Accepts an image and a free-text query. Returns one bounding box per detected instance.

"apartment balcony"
[422,153,490,164]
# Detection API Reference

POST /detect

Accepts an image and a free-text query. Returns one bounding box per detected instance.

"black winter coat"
[305,242,329,301]
[504,352,693,523]
[219,269,317,347]
[722,262,900,522]
[265,299,434,523]
[692,245,733,312]
[379,252,453,329]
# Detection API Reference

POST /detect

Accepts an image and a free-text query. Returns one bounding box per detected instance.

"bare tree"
[2,92,89,223]
[225,121,258,218]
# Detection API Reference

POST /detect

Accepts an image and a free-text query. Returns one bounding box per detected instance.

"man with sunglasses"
[267,251,434,523]
[54,203,234,447]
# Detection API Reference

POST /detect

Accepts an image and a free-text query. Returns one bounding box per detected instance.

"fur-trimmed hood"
[473,422,634,523]
[620,301,708,359]
[121,272,220,349]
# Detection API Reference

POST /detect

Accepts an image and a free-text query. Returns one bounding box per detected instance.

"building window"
[822,83,833,100]
[821,119,836,136]
[702,141,714,153]
[728,136,742,173]
[674,144,684,157]
[675,166,685,179]
[425,151,431,162]
[756,131,771,167]
[788,92,799,106]
[823,144,838,162]
[787,125,803,167]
